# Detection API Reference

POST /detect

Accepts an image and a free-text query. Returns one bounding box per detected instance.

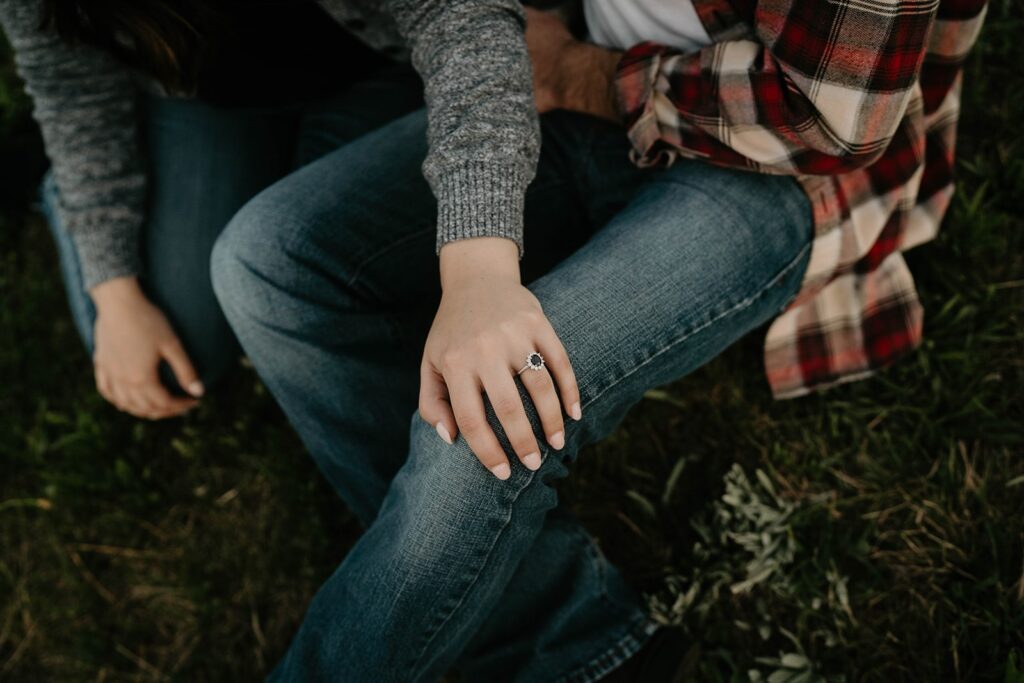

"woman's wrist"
[90,275,145,311]
[439,237,521,291]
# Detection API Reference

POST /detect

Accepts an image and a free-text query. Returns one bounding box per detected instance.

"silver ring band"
[518,351,545,375]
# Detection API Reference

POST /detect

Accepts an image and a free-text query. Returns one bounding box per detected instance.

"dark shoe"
[600,627,687,682]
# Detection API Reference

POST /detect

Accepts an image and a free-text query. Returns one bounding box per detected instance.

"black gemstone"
[529,353,543,368]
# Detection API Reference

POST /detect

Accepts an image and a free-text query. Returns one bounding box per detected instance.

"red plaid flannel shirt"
[615,0,988,398]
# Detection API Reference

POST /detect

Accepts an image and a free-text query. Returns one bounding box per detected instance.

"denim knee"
[390,414,563,542]
[210,194,289,329]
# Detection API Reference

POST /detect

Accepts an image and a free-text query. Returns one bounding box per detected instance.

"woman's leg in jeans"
[213,108,812,682]
[39,97,297,386]
[39,172,96,348]
[268,165,810,683]
[142,98,299,387]
[39,65,424,389]
[145,68,423,387]
[213,109,656,682]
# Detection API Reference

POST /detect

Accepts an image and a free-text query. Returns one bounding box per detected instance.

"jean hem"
[553,615,660,683]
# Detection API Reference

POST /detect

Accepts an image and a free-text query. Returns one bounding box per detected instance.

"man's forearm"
[558,42,624,123]
[525,8,624,124]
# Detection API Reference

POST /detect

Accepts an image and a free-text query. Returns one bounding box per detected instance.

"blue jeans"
[211,108,813,682]
[39,65,423,388]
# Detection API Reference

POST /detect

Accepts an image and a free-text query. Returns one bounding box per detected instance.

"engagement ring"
[518,351,545,375]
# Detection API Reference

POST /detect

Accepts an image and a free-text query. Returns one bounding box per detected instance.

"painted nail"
[187,381,205,397]
[550,431,565,450]
[435,422,453,445]
[490,462,512,480]
[570,402,582,421]
[523,452,542,471]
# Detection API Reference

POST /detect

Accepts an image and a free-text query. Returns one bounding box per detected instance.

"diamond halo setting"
[518,351,546,375]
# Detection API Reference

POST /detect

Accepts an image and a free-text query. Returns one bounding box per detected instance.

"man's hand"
[419,238,581,480]
[524,7,623,122]
[91,277,202,419]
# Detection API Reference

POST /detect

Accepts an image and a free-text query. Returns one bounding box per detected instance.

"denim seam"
[571,528,646,617]
[581,239,811,411]
[572,525,611,601]
[407,474,533,675]
[552,614,659,683]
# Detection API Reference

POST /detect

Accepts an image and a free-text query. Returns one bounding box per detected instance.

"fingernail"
[550,431,565,450]
[523,452,542,471]
[187,381,204,397]
[435,422,453,445]
[490,463,512,480]
[570,402,582,421]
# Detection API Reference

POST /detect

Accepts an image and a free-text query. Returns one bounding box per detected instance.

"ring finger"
[517,355,565,451]
[482,367,542,471]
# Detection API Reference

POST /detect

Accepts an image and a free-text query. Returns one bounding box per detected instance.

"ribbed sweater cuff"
[68,216,144,291]
[433,162,528,256]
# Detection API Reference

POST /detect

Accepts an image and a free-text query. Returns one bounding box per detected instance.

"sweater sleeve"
[1,0,146,289]
[384,0,539,256]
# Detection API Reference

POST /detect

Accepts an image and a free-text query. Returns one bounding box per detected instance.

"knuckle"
[479,449,505,468]
[543,411,565,432]
[418,398,441,421]
[498,319,519,337]
[523,308,545,326]
[539,367,558,385]
[492,395,520,416]
[527,370,555,393]
[512,437,537,456]
[456,413,484,434]
[546,349,568,369]
[554,361,576,382]
[440,351,464,375]
[471,334,496,355]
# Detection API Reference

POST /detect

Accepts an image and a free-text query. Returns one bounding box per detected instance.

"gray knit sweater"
[0,0,539,289]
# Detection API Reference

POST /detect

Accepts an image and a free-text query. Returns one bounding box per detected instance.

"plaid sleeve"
[616,0,941,175]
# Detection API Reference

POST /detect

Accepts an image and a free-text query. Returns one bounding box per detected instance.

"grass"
[1,3,1022,681]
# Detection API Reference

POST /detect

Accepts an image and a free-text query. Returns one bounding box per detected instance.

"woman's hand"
[90,277,202,420]
[419,238,582,480]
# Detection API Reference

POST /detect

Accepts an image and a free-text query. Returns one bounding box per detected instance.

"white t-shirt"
[583,0,713,53]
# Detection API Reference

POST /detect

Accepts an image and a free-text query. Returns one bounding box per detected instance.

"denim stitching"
[553,616,658,683]
[407,473,534,675]
[581,239,811,411]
